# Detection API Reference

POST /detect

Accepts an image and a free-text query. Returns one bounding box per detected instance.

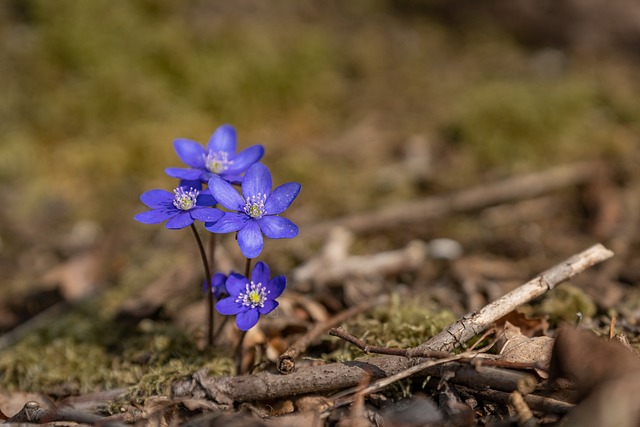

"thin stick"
[277,294,390,374]
[419,243,614,353]
[459,386,573,415]
[328,327,541,371]
[306,161,602,238]
[190,224,214,348]
[329,351,482,411]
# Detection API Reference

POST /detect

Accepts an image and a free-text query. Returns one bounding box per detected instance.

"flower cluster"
[135,124,300,335]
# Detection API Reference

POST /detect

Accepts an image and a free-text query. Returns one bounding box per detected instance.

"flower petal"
[251,261,270,286]
[258,299,278,315]
[216,297,243,315]
[165,211,194,229]
[258,216,299,239]
[225,145,265,175]
[242,163,272,200]
[179,179,203,191]
[264,182,301,214]
[218,173,243,185]
[196,191,217,207]
[208,175,245,211]
[174,138,206,168]
[134,209,176,224]
[268,275,287,299]
[190,207,223,222]
[237,220,264,259]
[204,272,228,298]
[207,124,237,153]
[236,309,260,331]
[165,167,204,181]
[140,189,173,208]
[226,273,248,296]
[205,212,247,233]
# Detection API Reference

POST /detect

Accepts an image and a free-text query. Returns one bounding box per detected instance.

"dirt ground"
[2,1,640,426]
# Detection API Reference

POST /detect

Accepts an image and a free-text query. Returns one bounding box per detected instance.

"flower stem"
[244,257,252,278]
[208,231,217,278]
[235,330,247,375]
[190,224,214,348]
[231,258,254,374]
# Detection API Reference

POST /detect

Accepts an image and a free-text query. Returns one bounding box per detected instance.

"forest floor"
[2,1,640,426]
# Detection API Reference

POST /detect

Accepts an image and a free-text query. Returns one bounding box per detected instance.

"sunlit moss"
[526,283,597,325]
[0,305,233,400]
[447,79,601,173]
[325,293,456,362]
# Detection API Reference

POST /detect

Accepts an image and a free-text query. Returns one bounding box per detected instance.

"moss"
[325,293,456,362]
[0,305,233,401]
[526,283,597,325]
[447,79,601,173]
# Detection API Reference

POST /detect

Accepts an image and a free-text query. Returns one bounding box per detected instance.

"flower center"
[173,187,199,210]
[243,193,267,219]
[236,281,269,309]
[204,151,233,174]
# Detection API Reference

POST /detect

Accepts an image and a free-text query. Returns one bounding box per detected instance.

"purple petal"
[226,273,248,296]
[140,189,173,208]
[207,124,237,153]
[205,212,247,233]
[134,209,176,224]
[264,182,300,215]
[190,207,223,222]
[251,261,270,286]
[237,220,264,259]
[165,211,194,229]
[196,192,217,207]
[236,309,260,331]
[165,167,204,181]
[267,275,287,299]
[208,175,245,211]
[225,145,265,175]
[216,297,243,315]
[174,138,206,168]
[204,272,228,298]
[258,216,299,239]
[258,299,278,315]
[242,163,272,200]
[179,179,202,191]
[218,173,243,185]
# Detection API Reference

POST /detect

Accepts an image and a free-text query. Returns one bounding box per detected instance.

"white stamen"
[204,151,234,174]
[235,281,269,309]
[243,193,267,218]
[173,187,199,210]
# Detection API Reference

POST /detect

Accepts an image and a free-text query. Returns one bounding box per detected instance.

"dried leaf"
[496,322,554,378]
[496,310,549,337]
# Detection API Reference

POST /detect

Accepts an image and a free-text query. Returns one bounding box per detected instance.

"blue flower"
[205,162,300,258]
[134,187,223,229]
[203,272,228,300]
[165,124,264,184]
[215,261,286,331]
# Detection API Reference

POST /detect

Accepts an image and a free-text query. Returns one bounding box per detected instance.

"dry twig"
[305,161,603,238]
[277,294,389,374]
[421,243,613,353]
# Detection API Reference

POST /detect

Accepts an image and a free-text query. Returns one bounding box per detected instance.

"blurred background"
[1,0,640,391]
